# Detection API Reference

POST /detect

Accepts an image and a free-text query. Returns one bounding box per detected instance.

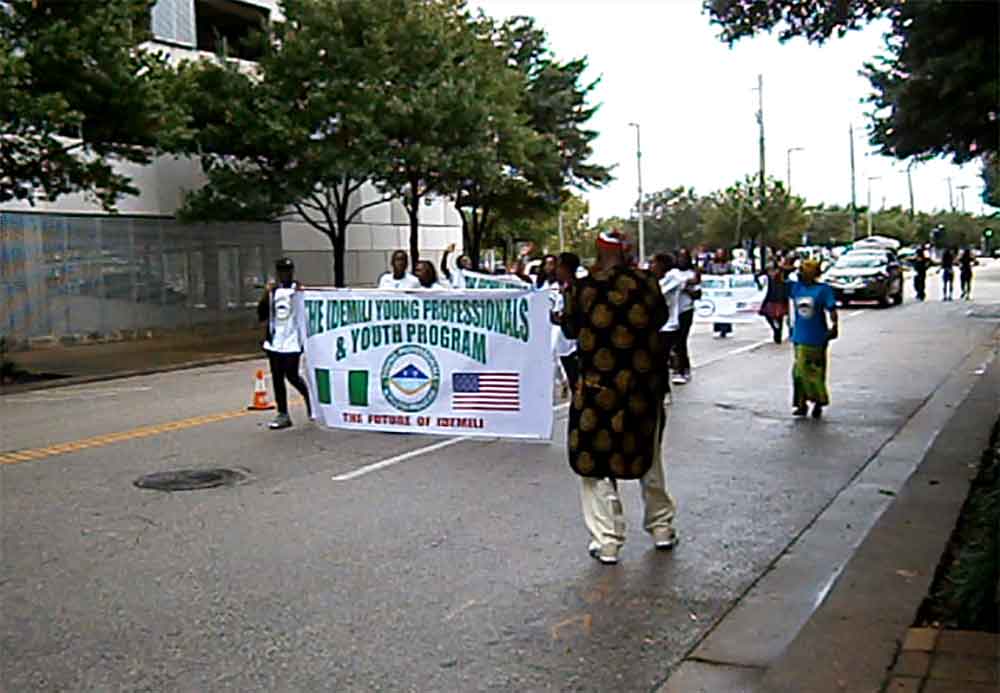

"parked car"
[823,250,904,307]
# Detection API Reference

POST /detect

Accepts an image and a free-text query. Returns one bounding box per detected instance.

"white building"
[2,0,463,288]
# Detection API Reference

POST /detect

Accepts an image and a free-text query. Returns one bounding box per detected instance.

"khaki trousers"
[579,405,675,548]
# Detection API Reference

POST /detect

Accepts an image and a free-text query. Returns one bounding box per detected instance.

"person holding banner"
[440,243,473,289]
[415,260,449,289]
[258,258,311,430]
[561,230,676,565]
[759,258,792,344]
[789,259,839,419]
[378,250,421,289]
[552,252,582,394]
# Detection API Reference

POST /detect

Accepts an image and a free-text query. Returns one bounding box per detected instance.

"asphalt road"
[2,265,999,692]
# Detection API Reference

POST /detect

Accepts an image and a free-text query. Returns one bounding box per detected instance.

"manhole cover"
[134,468,246,491]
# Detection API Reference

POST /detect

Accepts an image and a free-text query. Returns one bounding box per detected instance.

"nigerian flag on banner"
[314,368,368,406]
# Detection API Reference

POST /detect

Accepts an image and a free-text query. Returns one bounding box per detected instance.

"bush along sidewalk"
[916,417,1000,632]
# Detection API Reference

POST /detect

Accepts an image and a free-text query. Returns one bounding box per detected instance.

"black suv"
[823,250,904,307]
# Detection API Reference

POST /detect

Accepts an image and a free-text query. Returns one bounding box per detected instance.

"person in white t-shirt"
[415,260,449,289]
[440,243,473,288]
[377,250,421,289]
[258,257,310,429]
[653,250,699,384]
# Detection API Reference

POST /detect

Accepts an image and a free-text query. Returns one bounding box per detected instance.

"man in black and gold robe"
[560,230,677,565]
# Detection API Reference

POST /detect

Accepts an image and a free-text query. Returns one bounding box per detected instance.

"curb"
[757,339,1000,692]
[0,352,262,396]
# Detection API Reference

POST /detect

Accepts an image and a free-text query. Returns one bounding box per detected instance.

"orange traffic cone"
[248,369,276,411]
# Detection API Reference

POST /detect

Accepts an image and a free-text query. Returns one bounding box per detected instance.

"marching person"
[258,257,311,430]
[660,248,699,384]
[440,243,473,289]
[561,230,677,565]
[940,248,955,301]
[959,247,978,300]
[912,247,930,301]
[552,252,582,395]
[788,258,839,419]
[705,248,733,338]
[378,250,421,289]
[414,260,449,289]
[759,257,792,344]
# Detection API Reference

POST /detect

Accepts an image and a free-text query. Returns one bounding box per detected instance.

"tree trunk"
[332,231,346,288]
[408,179,420,265]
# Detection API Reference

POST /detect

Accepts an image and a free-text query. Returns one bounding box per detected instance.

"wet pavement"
[1,265,999,692]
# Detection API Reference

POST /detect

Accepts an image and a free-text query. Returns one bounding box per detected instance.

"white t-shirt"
[661,269,697,332]
[542,279,576,357]
[377,272,421,289]
[264,286,303,353]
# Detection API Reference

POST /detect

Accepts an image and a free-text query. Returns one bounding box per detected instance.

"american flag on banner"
[451,372,520,411]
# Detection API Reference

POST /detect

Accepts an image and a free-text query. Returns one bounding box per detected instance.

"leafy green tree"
[981,153,1000,209]
[451,16,610,268]
[705,1,998,166]
[642,186,709,253]
[703,176,807,253]
[0,0,182,209]
[174,0,401,287]
[803,205,854,246]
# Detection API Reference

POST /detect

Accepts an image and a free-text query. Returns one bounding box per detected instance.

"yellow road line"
[0,409,253,466]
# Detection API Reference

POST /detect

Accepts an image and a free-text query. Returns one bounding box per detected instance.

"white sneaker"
[588,540,620,565]
[672,373,689,385]
[652,527,678,550]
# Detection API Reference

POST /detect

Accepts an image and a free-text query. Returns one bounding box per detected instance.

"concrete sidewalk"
[1,328,263,394]
[660,330,1000,693]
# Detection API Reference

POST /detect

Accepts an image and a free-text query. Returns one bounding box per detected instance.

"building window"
[194,0,268,61]
[151,0,196,47]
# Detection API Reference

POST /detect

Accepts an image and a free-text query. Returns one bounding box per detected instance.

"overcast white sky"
[475,0,989,222]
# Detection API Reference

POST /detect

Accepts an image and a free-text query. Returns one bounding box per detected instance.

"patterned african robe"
[560,265,669,479]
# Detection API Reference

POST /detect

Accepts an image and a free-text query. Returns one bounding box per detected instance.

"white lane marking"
[849,310,865,317]
[691,339,772,370]
[331,436,471,481]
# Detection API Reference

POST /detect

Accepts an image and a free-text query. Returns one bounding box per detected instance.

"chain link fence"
[0,212,282,347]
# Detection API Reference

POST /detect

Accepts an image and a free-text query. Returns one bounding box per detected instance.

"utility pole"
[849,124,858,241]
[957,184,969,213]
[906,160,916,219]
[628,122,645,265]
[755,74,767,271]
[867,176,881,237]
[947,176,955,211]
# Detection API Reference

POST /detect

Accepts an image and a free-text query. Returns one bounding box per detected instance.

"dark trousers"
[665,309,694,375]
[560,353,579,392]
[267,351,310,416]
[914,273,926,300]
[960,272,972,298]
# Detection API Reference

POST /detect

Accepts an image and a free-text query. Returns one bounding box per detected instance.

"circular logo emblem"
[381,345,441,413]
[695,299,716,319]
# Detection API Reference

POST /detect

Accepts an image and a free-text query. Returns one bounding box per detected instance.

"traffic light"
[985,228,994,239]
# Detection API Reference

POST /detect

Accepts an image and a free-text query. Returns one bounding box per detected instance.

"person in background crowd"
[415,260,448,289]
[789,258,839,419]
[705,248,733,338]
[378,250,421,289]
[940,248,955,301]
[561,230,677,565]
[440,243,473,288]
[536,254,559,290]
[912,247,930,301]
[959,248,978,300]
[759,257,792,344]
[552,252,582,395]
[258,257,311,430]
[663,248,699,384]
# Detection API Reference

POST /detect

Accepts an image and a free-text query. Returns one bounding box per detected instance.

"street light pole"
[754,74,767,271]
[906,160,916,219]
[786,146,804,195]
[946,176,955,211]
[957,184,969,213]
[849,125,858,241]
[628,122,645,265]
[867,176,881,237]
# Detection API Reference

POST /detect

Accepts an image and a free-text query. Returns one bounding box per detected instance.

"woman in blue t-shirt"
[788,259,839,418]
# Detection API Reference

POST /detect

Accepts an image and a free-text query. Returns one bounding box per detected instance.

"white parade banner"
[299,288,553,439]
[693,274,767,324]
[455,269,530,290]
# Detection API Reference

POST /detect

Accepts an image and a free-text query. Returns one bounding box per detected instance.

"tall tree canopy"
[0,0,182,209]
[705,0,999,178]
